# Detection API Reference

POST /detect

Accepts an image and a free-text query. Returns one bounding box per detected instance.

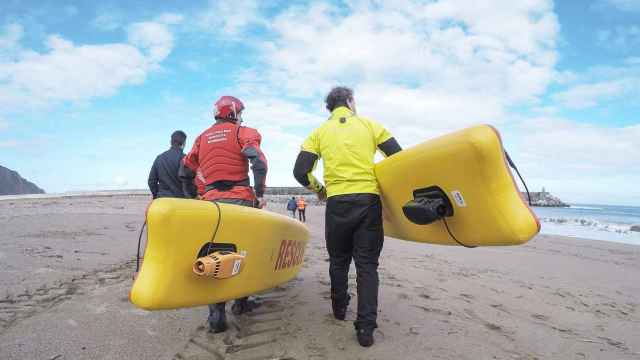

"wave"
[540,217,636,234]
[568,205,603,210]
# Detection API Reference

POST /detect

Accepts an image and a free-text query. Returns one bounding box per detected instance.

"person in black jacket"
[148,131,188,199]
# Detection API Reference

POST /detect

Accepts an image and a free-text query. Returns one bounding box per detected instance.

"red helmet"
[213,96,244,122]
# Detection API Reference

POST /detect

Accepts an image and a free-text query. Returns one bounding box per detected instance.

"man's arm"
[239,128,268,199]
[368,118,402,157]
[148,158,159,199]
[178,162,197,199]
[293,130,326,199]
[293,151,325,197]
[179,135,201,198]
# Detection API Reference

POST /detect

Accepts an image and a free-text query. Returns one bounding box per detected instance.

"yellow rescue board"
[130,199,309,310]
[375,125,540,246]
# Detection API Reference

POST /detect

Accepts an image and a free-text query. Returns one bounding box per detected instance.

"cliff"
[0,165,45,195]
[523,190,568,207]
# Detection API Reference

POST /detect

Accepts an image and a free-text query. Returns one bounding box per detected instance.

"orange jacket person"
[297,196,307,222]
[179,95,268,333]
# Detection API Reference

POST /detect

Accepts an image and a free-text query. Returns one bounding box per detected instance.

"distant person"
[179,95,268,334]
[148,131,188,199]
[297,196,307,222]
[293,86,401,347]
[286,196,297,218]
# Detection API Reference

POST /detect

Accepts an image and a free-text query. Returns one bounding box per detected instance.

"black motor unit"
[402,186,454,225]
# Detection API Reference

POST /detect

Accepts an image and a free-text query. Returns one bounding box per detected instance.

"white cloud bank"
[196,0,263,37]
[552,60,640,109]
[512,118,640,204]
[214,0,638,203]
[0,15,181,112]
[225,0,559,144]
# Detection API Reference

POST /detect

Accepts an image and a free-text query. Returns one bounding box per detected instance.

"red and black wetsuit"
[180,121,268,202]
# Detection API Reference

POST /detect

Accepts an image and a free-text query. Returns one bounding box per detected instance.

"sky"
[0,0,639,205]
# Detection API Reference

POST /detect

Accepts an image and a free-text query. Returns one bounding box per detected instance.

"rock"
[522,191,569,207]
[0,165,45,195]
[630,225,640,232]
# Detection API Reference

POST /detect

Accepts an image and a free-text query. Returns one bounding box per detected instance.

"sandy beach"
[1,195,639,360]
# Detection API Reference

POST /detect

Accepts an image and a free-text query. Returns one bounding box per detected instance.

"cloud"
[551,60,640,109]
[127,21,175,63]
[516,118,640,173]
[604,0,640,12]
[224,0,558,148]
[196,0,263,37]
[0,36,149,109]
[0,23,24,58]
[0,17,180,112]
[91,12,122,31]
[114,175,129,187]
[258,0,557,99]
[127,14,183,64]
[156,13,184,25]
[0,118,8,131]
[257,126,307,186]
[502,117,640,204]
[241,97,325,128]
[552,80,631,108]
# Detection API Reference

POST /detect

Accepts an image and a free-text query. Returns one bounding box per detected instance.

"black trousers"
[325,193,384,330]
[298,208,306,222]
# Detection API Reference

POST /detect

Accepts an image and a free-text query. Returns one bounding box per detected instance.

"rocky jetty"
[0,165,45,195]
[265,187,314,196]
[522,188,568,207]
[265,187,317,205]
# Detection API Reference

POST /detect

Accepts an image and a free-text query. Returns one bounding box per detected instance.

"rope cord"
[136,221,147,272]
[442,217,476,248]
[205,200,223,256]
[504,151,532,207]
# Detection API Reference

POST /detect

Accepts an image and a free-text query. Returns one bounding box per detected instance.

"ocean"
[533,204,640,246]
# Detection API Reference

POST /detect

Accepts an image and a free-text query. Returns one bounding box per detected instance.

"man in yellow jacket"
[293,86,401,347]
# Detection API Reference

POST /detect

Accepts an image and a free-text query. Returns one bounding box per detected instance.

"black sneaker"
[231,297,261,315]
[208,309,227,333]
[356,328,374,347]
[331,294,350,320]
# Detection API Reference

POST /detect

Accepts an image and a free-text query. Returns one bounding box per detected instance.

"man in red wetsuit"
[179,95,268,333]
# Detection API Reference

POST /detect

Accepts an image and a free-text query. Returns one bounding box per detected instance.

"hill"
[0,165,45,195]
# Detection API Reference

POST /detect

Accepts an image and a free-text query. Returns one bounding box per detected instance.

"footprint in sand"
[490,304,510,314]
[531,313,549,321]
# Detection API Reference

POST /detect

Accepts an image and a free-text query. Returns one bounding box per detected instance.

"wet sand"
[1,195,639,359]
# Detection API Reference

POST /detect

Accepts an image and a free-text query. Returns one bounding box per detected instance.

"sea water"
[533,205,640,246]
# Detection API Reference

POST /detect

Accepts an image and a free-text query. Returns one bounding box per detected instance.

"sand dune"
[1,195,639,359]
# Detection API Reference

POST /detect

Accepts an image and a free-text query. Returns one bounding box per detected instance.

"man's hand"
[256,197,267,209]
[317,187,327,202]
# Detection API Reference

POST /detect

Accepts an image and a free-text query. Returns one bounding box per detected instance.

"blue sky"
[0,0,639,205]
